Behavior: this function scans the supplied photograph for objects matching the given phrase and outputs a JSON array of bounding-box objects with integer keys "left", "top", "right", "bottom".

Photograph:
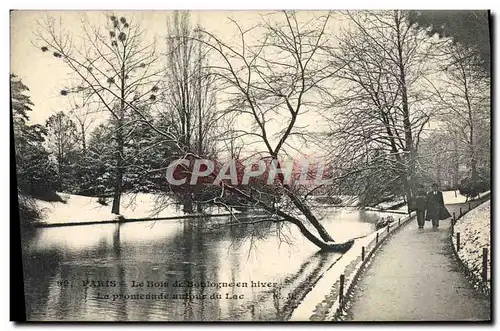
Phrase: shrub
[
  {"left": 315, "top": 196, "right": 343, "bottom": 205},
  {"left": 98, "top": 196, "right": 108, "bottom": 206},
  {"left": 17, "top": 192, "right": 43, "bottom": 226},
  {"left": 459, "top": 176, "right": 490, "bottom": 200},
  {"left": 331, "top": 196, "right": 343, "bottom": 205}
]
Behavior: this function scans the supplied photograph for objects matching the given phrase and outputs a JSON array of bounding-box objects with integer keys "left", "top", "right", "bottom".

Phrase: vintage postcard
[{"left": 10, "top": 9, "right": 491, "bottom": 322}]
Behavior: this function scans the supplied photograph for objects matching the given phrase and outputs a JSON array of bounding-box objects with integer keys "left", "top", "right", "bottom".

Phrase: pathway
[{"left": 344, "top": 202, "right": 491, "bottom": 321}]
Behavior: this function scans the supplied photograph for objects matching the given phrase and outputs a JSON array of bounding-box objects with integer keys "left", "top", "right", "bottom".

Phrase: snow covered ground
[
  {"left": 374, "top": 198, "right": 405, "bottom": 210},
  {"left": 369, "top": 190, "right": 490, "bottom": 213},
  {"left": 33, "top": 193, "right": 231, "bottom": 225},
  {"left": 443, "top": 190, "right": 490, "bottom": 204},
  {"left": 34, "top": 193, "right": 120, "bottom": 224},
  {"left": 372, "top": 190, "right": 490, "bottom": 211},
  {"left": 453, "top": 200, "right": 491, "bottom": 287}
]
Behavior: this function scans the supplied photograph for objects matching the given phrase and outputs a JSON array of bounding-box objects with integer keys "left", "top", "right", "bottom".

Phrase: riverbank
[
  {"left": 21, "top": 203, "right": 386, "bottom": 321},
  {"left": 290, "top": 212, "right": 414, "bottom": 321}
]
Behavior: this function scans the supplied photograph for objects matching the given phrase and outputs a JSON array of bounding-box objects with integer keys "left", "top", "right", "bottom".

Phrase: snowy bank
[
  {"left": 443, "top": 190, "right": 490, "bottom": 205},
  {"left": 452, "top": 199, "right": 491, "bottom": 292},
  {"left": 35, "top": 193, "right": 120, "bottom": 224},
  {"left": 33, "top": 193, "right": 237, "bottom": 225},
  {"left": 365, "top": 190, "right": 490, "bottom": 214}
]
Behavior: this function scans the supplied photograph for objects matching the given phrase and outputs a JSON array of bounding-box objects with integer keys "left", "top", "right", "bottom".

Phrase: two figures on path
[{"left": 413, "top": 183, "right": 451, "bottom": 230}]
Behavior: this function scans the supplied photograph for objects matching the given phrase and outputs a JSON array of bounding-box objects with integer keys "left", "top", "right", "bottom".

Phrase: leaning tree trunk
[
  {"left": 223, "top": 179, "right": 352, "bottom": 252},
  {"left": 284, "top": 189, "right": 334, "bottom": 242},
  {"left": 272, "top": 157, "right": 335, "bottom": 242},
  {"left": 273, "top": 207, "right": 353, "bottom": 252}
]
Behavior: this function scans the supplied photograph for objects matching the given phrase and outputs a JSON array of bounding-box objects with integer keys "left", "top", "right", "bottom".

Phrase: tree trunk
[
  {"left": 469, "top": 119, "right": 477, "bottom": 181},
  {"left": 81, "top": 123, "right": 86, "bottom": 155},
  {"left": 284, "top": 189, "right": 334, "bottom": 242},
  {"left": 197, "top": 81, "right": 203, "bottom": 155},
  {"left": 215, "top": 179, "right": 352, "bottom": 252},
  {"left": 111, "top": 126, "right": 124, "bottom": 215},
  {"left": 197, "top": 42, "right": 204, "bottom": 156},
  {"left": 272, "top": 158, "right": 335, "bottom": 242},
  {"left": 111, "top": 176, "right": 123, "bottom": 215},
  {"left": 453, "top": 139, "right": 460, "bottom": 188},
  {"left": 395, "top": 11, "right": 416, "bottom": 202},
  {"left": 462, "top": 55, "right": 477, "bottom": 183},
  {"left": 275, "top": 208, "right": 353, "bottom": 252},
  {"left": 112, "top": 54, "right": 127, "bottom": 215},
  {"left": 471, "top": 156, "right": 477, "bottom": 181}
]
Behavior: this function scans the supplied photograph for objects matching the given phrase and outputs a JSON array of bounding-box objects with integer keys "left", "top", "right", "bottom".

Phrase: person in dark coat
[
  {"left": 414, "top": 185, "right": 428, "bottom": 230},
  {"left": 425, "top": 183, "right": 451, "bottom": 228}
]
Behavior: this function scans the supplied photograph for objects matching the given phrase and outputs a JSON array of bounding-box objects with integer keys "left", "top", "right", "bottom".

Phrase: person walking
[
  {"left": 425, "top": 183, "right": 451, "bottom": 228},
  {"left": 414, "top": 185, "right": 428, "bottom": 230}
]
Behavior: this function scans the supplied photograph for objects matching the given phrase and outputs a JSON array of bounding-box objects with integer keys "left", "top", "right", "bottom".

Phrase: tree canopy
[{"left": 408, "top": 10, "right": 491, "bottom": 72}]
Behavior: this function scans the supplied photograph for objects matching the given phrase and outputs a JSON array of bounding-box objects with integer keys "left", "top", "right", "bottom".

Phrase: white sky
[
  {"left": 10, "top": 10, "right": 292, "bottom": 124},
  {"left": 9, "top": 9, "right": 490, "bottom": 158},
  {"left": 11, "top": 10, "right": 343, "bottom": 157}
]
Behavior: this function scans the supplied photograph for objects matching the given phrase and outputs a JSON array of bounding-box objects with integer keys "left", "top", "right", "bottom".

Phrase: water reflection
[{"left": 22, "top": 207, "right": 397, "bottom": 321}]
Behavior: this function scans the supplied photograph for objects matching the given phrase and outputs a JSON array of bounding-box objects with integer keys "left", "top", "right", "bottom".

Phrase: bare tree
[
  {"left": 164, "top": 11, "right": 218, "bottom": 157},
  {"left": 417, "top": 128, "right": 460, "bottom": 188},
  {"left": 158, "top": 11, "right": 221, "bottom": 212},
  {"left": 32, "top": 11, "right": 357, "bottom": 252},
  {"left": 325, "top": 10, "right": 436, "bottom": 206},
  {"left": 189, "top": 11, "right": 355, "bottom": 252},
  {"left": 66, "top": 93, "right": 98, "bottom": 156},
  {"left": 45, "top": 111, "right": 79, "bottom": 188},
  {"left": 426, "top": 42, "right": 490, "bottom": 183},
  {"left": 35, "top": 13, "right": 163, "bottom": 214},
  {"left": 219, "top": 117, "right": 245, "bottom": 161}
]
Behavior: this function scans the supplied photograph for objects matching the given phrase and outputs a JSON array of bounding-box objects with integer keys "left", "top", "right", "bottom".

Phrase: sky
[
  {"left": 10, "top": 10, "right": 287, "bottom": 124},
  {"left": 10, "top": 10, "right": 478, "bottom": 159},
  {"left": 10, "top": 10, "right": 339, "bottom": 119},
  {"left": 11, "top": 10, "right": 340, "bottom": 157}
]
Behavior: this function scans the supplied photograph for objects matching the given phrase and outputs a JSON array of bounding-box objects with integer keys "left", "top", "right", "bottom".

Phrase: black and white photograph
[{"left": 10, "top": 9, "right": 491, "bottom": 322}]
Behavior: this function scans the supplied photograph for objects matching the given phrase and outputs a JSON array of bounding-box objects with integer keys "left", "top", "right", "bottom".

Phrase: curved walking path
[{"left": 345, "top": 202, "right": 491, "bottom": 321}]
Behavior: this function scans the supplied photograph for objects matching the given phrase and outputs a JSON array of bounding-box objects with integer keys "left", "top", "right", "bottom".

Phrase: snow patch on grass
[
  {"left": 35, "top": 193, "right": 190, "bottom": 224},
  {"left": 365, "top": 190, "right": 490, "bottom": 215},
  {"left": 443, "top": 190, "right": 490, "bottom": 205},
  {"left": 374, "top": 198, "right": 405, "bottom": 210},
  {"left": 35, "top": 193, "right": 118, "bottom": 223}
]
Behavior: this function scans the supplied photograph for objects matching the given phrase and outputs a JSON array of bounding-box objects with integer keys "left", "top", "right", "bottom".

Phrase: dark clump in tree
[
  {"left": 459, "top": 176, "right": 490, "bottom": 202},
  {"left": 408, "top": 10, "right": 491, "bottom": 72}
]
